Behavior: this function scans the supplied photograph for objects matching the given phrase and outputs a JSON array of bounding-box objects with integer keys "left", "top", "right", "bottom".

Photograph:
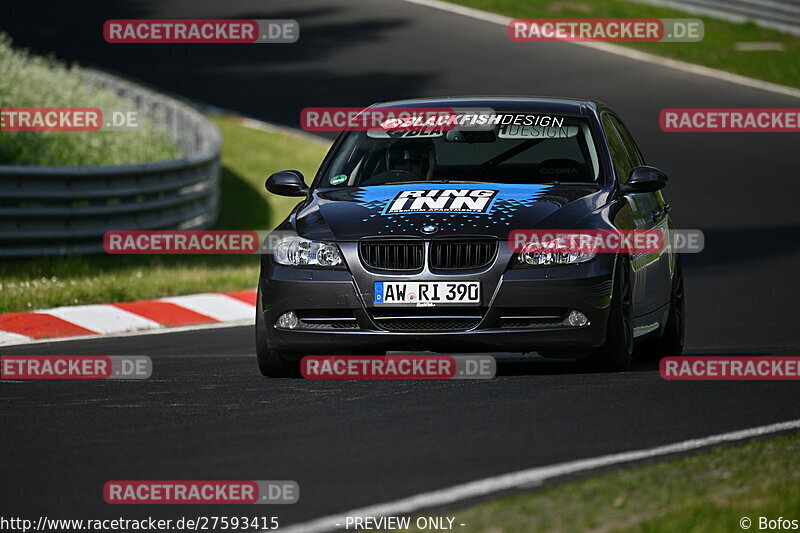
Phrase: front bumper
[{"left": 259, "top": 249, "right": 616, "bottom": 357}]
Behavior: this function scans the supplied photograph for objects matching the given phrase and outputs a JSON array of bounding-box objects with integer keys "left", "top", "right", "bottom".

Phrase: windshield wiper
[
  {"left": 464, "top": 138, "right": 545, "bottom": 177},
  {"left": 389, "top": 179, "right": 451, "bottom": 185}
]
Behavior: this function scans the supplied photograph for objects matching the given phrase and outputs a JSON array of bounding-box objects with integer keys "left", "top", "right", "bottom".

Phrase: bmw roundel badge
[{"left": 421, "top": 225, "right": 438, "bottom": 234}]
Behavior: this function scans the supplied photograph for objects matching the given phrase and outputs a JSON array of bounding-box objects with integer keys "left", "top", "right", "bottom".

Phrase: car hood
[{"left": 293, "top": 183, "right": 605, "bottom": 241}]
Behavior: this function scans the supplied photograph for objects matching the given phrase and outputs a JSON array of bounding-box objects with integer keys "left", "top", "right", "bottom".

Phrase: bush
[{"left": 0, "top": 32, "right": 178, "bottom": 166}]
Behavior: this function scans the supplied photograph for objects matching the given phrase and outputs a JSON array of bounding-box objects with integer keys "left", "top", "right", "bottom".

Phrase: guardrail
[
  {"left": 0, "top": 68, "right": 221, "bottom": 257},
  {"left": 629, "top": 0, "right": 800, "bottom": 35}
]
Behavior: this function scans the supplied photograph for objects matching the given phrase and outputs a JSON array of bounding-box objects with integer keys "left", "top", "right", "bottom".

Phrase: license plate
[{"left": 374, "top": 281, "right": 480, "bottom": 305}]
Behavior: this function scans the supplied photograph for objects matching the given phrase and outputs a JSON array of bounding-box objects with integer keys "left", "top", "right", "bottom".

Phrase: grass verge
[
  {"left": 392, "top": 431, "right": 800, "bottom": 533},
  {"left": 0, "top": 33, "right": 178, "bottom": 165},
  {"left": 447, "top": 0, "right": 800, "bottom": 89},
  {"left": 0, "top": 116, "right": 329, "bottom": 314}
]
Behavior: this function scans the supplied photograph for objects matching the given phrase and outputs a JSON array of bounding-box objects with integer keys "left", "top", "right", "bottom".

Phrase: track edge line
[
  {"left": 397, "top": 0, "right": 800, "bottom": 100},
  {"left": 274, "top": 418, "right": 800, "bottom": 533}
]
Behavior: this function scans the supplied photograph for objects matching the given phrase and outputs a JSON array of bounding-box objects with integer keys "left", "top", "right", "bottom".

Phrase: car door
[{"left": 605, "top": 113, "right": 671, "bottom": 318}]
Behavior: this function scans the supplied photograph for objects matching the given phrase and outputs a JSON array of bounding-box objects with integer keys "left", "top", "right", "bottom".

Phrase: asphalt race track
[{"left": 2, "top": 0, "right": 800, "bottom": 527}]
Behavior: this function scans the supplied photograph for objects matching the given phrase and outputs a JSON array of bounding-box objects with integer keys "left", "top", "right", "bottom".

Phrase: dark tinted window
[
  {"left": 602, "top": 114, "right": 635, "bottom": 183},
  {"left": 608, "top": 115, "right": 644, "bottom": 167}
]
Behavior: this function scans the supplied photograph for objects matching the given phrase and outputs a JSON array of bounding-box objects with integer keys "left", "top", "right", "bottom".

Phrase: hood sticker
[
  {"left": 384, "top": 189, "right": 498, "bottom": 214},
  {"left": 344, "top": 184, "right": 554, "bottom": 234}
]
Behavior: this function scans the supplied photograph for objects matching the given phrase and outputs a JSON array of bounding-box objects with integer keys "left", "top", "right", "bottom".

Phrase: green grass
[
  {"left": 0, "top": 116, "right": 329, "bottom": 314},
  {"left": 448, "top": 0, "right": 800, "bottom": 88},
  {"left": 390, "top": 432, "right": 800, "bottom": 533},
  {"left": 0, "top": 33, "right": 178, "bottom": 166},
  {"left": 214, "top": 117, "right": 328, "bottom": 230}
]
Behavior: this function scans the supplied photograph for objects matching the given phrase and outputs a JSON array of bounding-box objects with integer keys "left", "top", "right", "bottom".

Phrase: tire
[
  {"left": 590, "top": 255, "right": 634, "bottom": 371},
  {"left": 255, "top": 288, "right": 301, "bottom": 378},
  {"left": 650, "top": 254, "right": 685, "bottom": 357}
]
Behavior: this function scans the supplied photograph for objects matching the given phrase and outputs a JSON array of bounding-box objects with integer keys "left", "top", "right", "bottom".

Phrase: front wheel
[
  {"left": 257, "top": 349, "right": 301, "bottom": 378},
  {"left": 589, "top": 256, "right": 634, "bottom": 371},
  {"left": 255, "top": 289, "right": 301, "bottom": 378},
  {"left": 651, "top": 254, "right": 685, "bottom": 357}
]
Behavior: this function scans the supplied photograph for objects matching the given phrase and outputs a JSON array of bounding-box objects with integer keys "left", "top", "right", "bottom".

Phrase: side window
[
  {"left": 609, "top": 115, "right": 644, "bottom": 167},
  {"left": 601, "top": 114, "right": 634, "bottom": 183}
]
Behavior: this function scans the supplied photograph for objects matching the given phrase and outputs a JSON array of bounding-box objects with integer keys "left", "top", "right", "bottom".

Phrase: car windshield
[{"left": 321, "top": 115, "right": 600, "bottom": 187}]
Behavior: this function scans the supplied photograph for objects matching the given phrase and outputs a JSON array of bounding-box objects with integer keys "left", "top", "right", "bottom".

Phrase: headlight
[
  {"left": 274, "top": 237, "right": 343, "bottom": 267},
  {"left": 516, "top": 237, "right": 596, "bottom": 266}
]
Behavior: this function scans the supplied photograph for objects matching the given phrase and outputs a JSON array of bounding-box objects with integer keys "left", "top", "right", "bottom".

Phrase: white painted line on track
[
  {"left": 275, "top": 418, "right": 800, "bottom": 533},
  {"left": 398, "top": 0, "right": 800, "bottom": 100}
]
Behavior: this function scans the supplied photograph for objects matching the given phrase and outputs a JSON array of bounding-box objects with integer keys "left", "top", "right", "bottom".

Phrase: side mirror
[
  {"left": 265, "top": 170, "right": 309, "bottom": 197},
  {"left": 621, "top": 166, "right": 667, "bottom": 194}
]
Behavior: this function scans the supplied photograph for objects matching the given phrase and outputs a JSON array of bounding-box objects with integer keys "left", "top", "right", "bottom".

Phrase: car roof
[{"left": 369, "top": 96, "right": 607, "bottom": 117}]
